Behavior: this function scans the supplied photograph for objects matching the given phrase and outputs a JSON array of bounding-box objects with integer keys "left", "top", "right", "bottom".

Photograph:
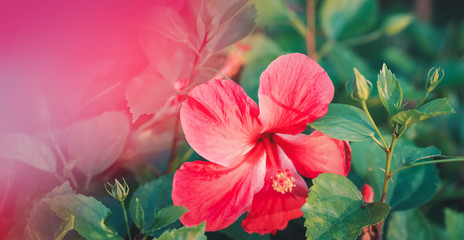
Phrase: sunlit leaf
[
  {"left": 153, "top": 222, "right": 206, "bottom": 240},
  {"left": 0, "top": 132, "right": 56, "bottom": 172},
  {"left": 54, "top": 215, "right": 75, "bottom": 240},
  {"left": 382, "top": 13, "right": 413, "bottom": 35},
  {"left": 445, "top": 208, "right": 464, "bottom": 240},
  {"left": 309, "top": 104, "right": 376, "bottom": 141},
  {"left": 320, "top": 0, "right": 378, "bottom": 39},
  {"left": 392, "top": 98, "right": 455, "bottom": 126},
  {"left": 44, "top": 193, "right": 121, "bottom": 239},
  {"left": 386, "top": 209, "right": 434, "bottom": 240},
  {"left": 302, "top": 173, "right": 390, "bottom": 240},
  {"left": 67, "top": 111, "right": 130, "bottom": 178},
  {"left": 377, "top": 64, "right": 403, "bottom": 116}
]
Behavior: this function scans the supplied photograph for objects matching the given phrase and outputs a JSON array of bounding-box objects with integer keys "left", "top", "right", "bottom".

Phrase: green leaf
[
  {"left": 135, "top": 198, "right": 145, "bottom": 230},
  {"left": 382, "top": 13, "right": 413, "bottom": 35},
  {"left": 219, "top": 215, "right": 270, "bottom": 240},
  {"left": 399, "top": 145, "right": 441, "bottom": 165},
  {"left": 393, "top": 98, "right": 455, "bottom": 126},
  {"left": 309, "top": 104, "right": 376, "bottom": 141},
  {"left": 129, "top": 174, "right": 177, "bottom": 234},
  {"left": 26, "top": 182, "right": 84, "bottom": 240},
  {"left": 148, "top": 206, "right": 189, "bottom": 232},
  {"left": 44, "top": 193, "right": 121, "bottom": 239},
  {"left": 351, "top": 140, "right": 440, "bottom": 210},
  {"left": 302, "top": 173, "right": 390, "bottom": 240},
  {"left": 153, "top": 222, "right": 207, "bottom": 240},
  {"left": 320, "top": 0, "right": 378, "bottom": 39},
  {"left": 322, "top": 44, "right": 373, "bottom": 84},
  {"left": 445, "top": 208, "right": 464, "bottom": 240},
  {"left": 386, "top": 209, "right": 434, "bottom": 240},
  {"left": 54, "top": 215, "right": 75, "bottom": 240},
  {"left": 377, "top": 64, "right": 403, "bottom": 115}
]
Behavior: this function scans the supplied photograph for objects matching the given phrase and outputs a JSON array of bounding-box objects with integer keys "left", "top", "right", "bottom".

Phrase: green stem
[
  {"left": 380, "top": 135, "right": 399, "bottom": 202},
  {"left": 391, "top": 157, "right": 464, "bottom": 175},
  {"left": 121, "top": 201, "right": 132, "bottom": 240},
  {"left": 414, "top": 90, "right": 431, "bottom": 109},
  {"left": 361, "top": 101, "right": 389, "bottom": 151},
  {"left": 286, "top": 5, "right": 307, "bottom": 38}
]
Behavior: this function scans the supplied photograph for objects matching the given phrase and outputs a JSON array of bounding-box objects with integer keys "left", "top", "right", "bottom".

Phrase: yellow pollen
[{"left": 271, "top": 169, "right": 296, "bottom": 194}]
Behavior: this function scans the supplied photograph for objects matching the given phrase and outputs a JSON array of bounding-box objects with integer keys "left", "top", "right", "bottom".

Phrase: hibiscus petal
[
  {"left": 172, "top": 144, "right": 266, "bottom": 231},
  {"left": 242, "top": 146, "right": 308, "bottom": 235},
  {"left": 258, "top": 53, "right": 334, "bottom": 134},
  {"left": 180, "top": 79, "right": 263, "bottom": 167},
  {"left": 274, "top": 131, "right": 351, "bottom": 179}
]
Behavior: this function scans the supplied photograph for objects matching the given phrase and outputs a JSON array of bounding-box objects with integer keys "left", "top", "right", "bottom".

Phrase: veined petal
[
  {"left": 258, "top": 53, "right": 334, "bottom": 134},
  {"left": 172, "top": 144, "right": 266, "bottom": 231},
  {"left": 180, "top": 79, "right": 262, "bottom": 167},
  {"left": 242, "top": 146, "right": 308, "bottom": 235},
  {"left": 274, "top": 131, "right": 351, "bottom": 179}
]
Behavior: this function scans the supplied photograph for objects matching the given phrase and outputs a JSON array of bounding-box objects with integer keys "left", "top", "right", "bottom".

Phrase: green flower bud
[
  {"left": 349, "top": 68, "right": 372, "bottom": 101},
  {"left": 426, "top": 67, "right": 444, "bottom": 92},
  {"left": 105, "top": 178, "right": 129, "bottom": 201}
]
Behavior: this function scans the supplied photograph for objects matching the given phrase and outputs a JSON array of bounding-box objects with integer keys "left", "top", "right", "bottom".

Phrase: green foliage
[
  {"left": 129, "top": 174, "right": 179, "bottom": 235},
  {"left": 393, "top": 98, "right": 455, "bottom": 126},
  {"left": 153, "top": 223, "right": 207, "bottom": 240},
  {"left": 386, "top": 209, "right": 434, "bottom": 240},
  {"left": 445, "top": 208, "right": 464, "bottom": 240},
  {"left": 54, "top": 215, "right": 75, "bottom": 240},
  {"left": 320, "top": 0, "right": 378, "bottom": 39},
  {"left": 149, "top": 206, "right": 189, "bottom": 233},
  {"left": 302, "top": 173, "right": 390, "bottom": 240},
  {"left": 377, "top": 64, "right": 403, "bottom": 115},
  {"left": 135, "top": 198, "right": 145, "bottom": 230},
  {"left": 382, "top": 13, "right": 413, "bottom": 36},
  {"left": 219, "top": 215, "right": 270, "bottom": 240},
  {"left": 398, "top": 145, "right": 441, "bottom": 165},
  {"left": 351, "top": 140, "right": 440, "bottom": 210},
  {"left": 310, "top": 104, "right": 376, "bottom": 141},
  {"left": 44, "top": 192, "right": 121, "bottom": 239},
  {"left": 26, "top": 182, "right": 83, "bottom": 240}
]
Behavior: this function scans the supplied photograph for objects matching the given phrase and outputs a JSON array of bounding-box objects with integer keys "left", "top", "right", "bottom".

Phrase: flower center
[
  {"left": 262, "top": 133, "right": 296, "bottom": 194},
  {"left": 271, "top": 169, "right": 296, "bottom": 194}
]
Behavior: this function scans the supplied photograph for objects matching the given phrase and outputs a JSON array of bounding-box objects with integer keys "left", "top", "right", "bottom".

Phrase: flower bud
[
  {"left": 105, "top": 178, "right": 129, "bottom": 201},
  {"left": 349, "top": 68, "right": 372, "bottom": 101},
  {"left": 426, "top": 67, "right": 444, "bottom": 92}
]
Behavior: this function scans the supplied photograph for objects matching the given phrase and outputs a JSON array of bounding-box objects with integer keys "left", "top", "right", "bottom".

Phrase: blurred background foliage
[{"left": 230, "top": 0, "right": 464, "bottom": 239}]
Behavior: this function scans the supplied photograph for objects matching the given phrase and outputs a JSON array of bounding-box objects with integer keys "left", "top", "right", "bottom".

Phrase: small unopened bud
[
  {"left": 348, "top": 68, "right": 372, "bottom": 101},
  {"left": 105, "top": 178, "right": 129, "bottom": 201},
  {"left": 426, "top": 67, "right": 444, "bottom": 92}
]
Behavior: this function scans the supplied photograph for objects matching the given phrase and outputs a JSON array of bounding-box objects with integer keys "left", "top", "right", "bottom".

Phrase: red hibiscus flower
[{"left": 172, "top": 53, "right": 351, "bottom": 234}]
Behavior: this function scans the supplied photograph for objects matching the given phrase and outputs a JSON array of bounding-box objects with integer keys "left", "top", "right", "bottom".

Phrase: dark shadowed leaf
[
  {"left": 320, "top": 0, "right": 378, "bottom": 39},
  {"left": 54, "top": 215, "right": 75, "bottom": 240},
  {"left": 392, "top": 98, "right": 455, "bottom": 126},
  {"left": 302, "top": 173, "right": 390, "bottom": 240},
  {"left": 129, "top": 174, "right": 176, "bottom": 232},
  {"left": 445, "top": 208, "right": 464, "bottom": 240},
  {"left": 309, "top": 104, "right": 376, "bottom": 141},
  {"left": 386, "top": 209, "right": 434, "bottom": 240},
  {"left": 351, "top": 140, "right": 440, "bottom": 210},
  {"left": 219, "top": 215, "right": 270, "bottom": 240},
  {"left": 148, "top": 206, "right": 189, "bottom": 233}
]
